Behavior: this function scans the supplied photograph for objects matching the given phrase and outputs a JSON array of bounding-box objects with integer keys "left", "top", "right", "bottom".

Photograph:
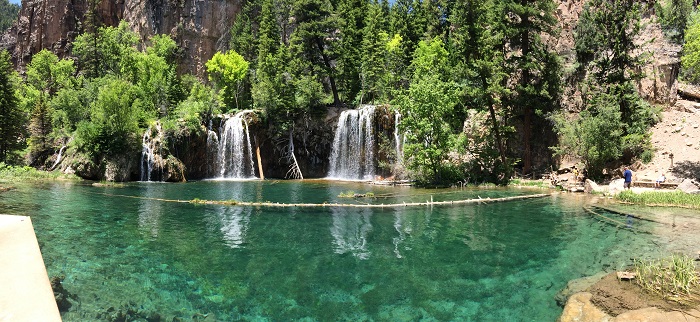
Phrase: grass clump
[
  {"left": 617, "top": 190, "right": 700, "bottom": 208},
  {"left": 635, "top": 254, "right": 700, "bottom": 304},
  {"left": 0, "top": 162, "right": 79, "bottom": 181},
  {"left": 338, "top": 191, "right": 375, "bottom": 198},
  {"left": 509, "top": 179, "right": 550, "bottom": 188}
]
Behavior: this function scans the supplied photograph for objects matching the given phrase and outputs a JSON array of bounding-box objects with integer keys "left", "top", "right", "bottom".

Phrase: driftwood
[{"left": 91, "top": 192, "right": 551, "bottom": 209}]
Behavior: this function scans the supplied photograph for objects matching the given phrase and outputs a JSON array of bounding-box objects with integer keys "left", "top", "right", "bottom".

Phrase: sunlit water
[{"left": 0, "top": 181, "right": 672, "bottom": 321}]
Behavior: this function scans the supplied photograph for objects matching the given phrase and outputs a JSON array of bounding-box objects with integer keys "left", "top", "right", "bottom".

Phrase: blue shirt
[{"left": 623, "top": 169, "right": 632, "bottom": 182}]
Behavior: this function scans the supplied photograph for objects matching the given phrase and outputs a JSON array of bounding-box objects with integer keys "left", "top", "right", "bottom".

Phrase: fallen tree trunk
[{"left": 91, "top": 192, "right": 551, "bottom": 209}]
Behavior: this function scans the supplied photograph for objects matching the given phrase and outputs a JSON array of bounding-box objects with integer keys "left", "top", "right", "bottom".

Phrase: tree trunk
[
  {"left": 520, "top": 5, "right": 533, "bottom": 175},
  {"left": 315, "top": 37, "right": 340, "bottom": 106}
]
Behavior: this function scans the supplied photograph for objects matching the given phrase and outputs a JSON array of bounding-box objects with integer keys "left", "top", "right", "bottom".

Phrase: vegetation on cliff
[
  {"left": 0, "top": 0, "right": 19, "bottom": 33},
  {"left": 0, "top": 0, "right": 686, "bottom": 184}
]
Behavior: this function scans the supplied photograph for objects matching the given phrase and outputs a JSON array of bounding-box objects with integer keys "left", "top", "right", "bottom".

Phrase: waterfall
[
  {"left": 140, "top": 124, "right": 161, "bottom": 182},
  {"left": 206, "top": 129, "right": 219, "bottom": 177},
  {"left": 394, "top": 111, "right": 404, "bottom": 163},
  {"left": 216, "top": 110, "right": 256, "bottom": 179},
  {"left": 328, "top": 105, "right": 376, "bottom": 180}
]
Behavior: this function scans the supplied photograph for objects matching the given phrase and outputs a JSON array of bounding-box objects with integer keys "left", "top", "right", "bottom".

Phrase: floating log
[{"left": 90, "top": 192, "right": 551, "bottom": 209}]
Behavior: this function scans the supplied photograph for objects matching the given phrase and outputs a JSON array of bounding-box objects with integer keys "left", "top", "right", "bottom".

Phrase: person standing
[{"left": 623, "top": 166, "right": 633, "bottom": 190}]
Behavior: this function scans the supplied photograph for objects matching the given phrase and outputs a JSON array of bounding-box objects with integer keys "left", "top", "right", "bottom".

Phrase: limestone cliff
[{"left": 2, "top": 0, "right": 241, "bottom": 76}]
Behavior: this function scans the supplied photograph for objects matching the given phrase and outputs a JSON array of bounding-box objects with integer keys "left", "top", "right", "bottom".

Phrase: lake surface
[{"left": 0, "top": 180, "right": 667, "bottom": 321}]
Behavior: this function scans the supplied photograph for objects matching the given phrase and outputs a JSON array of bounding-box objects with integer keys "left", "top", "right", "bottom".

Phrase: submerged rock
[
  {"left": 555, "top": 272, "right": 607, "bottom": 307},
  {"left": 49, "top": 275, "right": 74, "bottom": 312}
]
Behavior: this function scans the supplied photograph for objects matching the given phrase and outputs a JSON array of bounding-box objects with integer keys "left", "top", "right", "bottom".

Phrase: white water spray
[
  {"left": 217, "top": 110, "right": 256, "bottom": 179},
  {"left": 328, "top": 105, "right": 376, "bottom": 180}
]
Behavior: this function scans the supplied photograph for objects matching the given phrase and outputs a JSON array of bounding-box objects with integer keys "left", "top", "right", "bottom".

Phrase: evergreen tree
[
  {"left": 24, "top": 50, "right": 76, "bottom": 166},
  {"left": 0, "top": 50, "right": 22, "bottom": 164},
  {"left": 335, "top": 0, "right": 367, "bottom": 103},
  {"left": 290, "top": 0, "right": 341, "bottom": 106},
  {"left": 0, "top": 0, "right": 19, "bottom": 33},
  {"left": 360, "top": 0, "right": 389, "bottom": 103},
  {"left": 501, "top": 0, "right": 561, "bottom": 175},
  {"left": 657, "top": 0, "right": 694, "bottom": 42},
  {"left": 450, "top": 0, "right": 511, "bottom": 182},
  {"left": 554, "top": 0, "right": 659, "bottom": 177}
]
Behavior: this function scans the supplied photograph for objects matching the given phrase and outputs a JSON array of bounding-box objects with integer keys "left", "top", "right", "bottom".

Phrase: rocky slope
[{"left": 1, "top": 0, "right": 242, "bottom": 76}]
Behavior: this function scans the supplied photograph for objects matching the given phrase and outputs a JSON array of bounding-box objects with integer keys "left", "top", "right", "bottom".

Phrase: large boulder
[
  {"left": 584, "top": 179, "right": 604, "bottom": 194},
  {"left": 104, "top": 155, "right": 138, "bottom": 182},
  {"left": 608, "top": 178, "right": 626, "bottom": 195},
  {"left": 676, "top": 179, "right": 700, "bottom": 194},
  {"left": 162, "top": 156, "right": 186, "bottom": 182},
  {"left": 555, "top": 272, "right": 607, "bottom": 307},
  {"left": 558, "top": 292, "right": 611, "bottom": 322}
]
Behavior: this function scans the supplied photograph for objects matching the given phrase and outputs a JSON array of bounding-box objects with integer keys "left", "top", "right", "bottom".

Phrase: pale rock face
[{"left": 3, "top": 0, "right": 241, "bottom": 77}]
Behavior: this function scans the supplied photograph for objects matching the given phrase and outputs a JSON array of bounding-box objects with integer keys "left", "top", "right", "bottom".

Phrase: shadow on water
[{"left": 672, "top": 160, "right": 700, "bottom": 181}]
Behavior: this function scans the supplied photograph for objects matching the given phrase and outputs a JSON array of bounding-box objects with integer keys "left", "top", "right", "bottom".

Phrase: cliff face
[{"left": 2, "top": 0, "right": 241, "bottom": 76}]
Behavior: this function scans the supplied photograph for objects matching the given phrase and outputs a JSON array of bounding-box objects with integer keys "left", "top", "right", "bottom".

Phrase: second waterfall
[
  {"left": 328, "top": 105, "right": 376, "bottom": 181},
  {"left": 216, "top": 110, "right": 256, "bottom": 179}
]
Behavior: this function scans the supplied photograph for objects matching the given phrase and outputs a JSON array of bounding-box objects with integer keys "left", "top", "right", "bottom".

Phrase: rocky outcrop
[
  {"left": 560, "top": 292, "right": 700, "bottom": 322},
  {"left": 676, "top": 179, "right": 700, "bottom": 193},
  {"left": 2, "top": 0, "right": 124, "bottom": 68},
  {"left": 549, "top": 0, "right": 680, "bottom": 111},
  {"left": 2, "top": 0, "right": 241, "bottom": 76},
  {"left": 122, "top": 0, "right": 242, "bottom": 77}
]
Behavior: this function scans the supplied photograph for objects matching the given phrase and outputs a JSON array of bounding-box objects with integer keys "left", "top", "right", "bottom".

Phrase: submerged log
[{"left": 92, "top": 192, "right": 551, "bottom": 209}]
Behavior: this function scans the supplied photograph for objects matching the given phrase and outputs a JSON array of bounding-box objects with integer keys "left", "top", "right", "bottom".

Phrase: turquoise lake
[{"left": 0, "top": 180, "right": 666, "bottom": 321}]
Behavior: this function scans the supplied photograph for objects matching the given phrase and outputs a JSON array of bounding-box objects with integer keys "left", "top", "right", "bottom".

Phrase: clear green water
[{"left": 0, "top": 181, "right": 663, "bottom": 321}]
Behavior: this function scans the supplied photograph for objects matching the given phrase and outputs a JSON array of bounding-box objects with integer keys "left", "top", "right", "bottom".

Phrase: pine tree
[
  {"left": 290, "top": 0, "right": 341, "bottom": 106},
  {"left": 0, "top": 50, "right": 22, "bottom": 164},
  {"left": 335, "top": 0, "right": 367, "bottom": 103},
  {"left": 450, "top": 0, "right": 510, "bottom": 182},
  {"left": 501, "top": 0, "right": 560, "bottom": 175}
]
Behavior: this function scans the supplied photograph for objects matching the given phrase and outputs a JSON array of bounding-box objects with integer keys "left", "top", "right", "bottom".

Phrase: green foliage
[
  {"left": 617, "top": 190, "right": 700, "bottom": 209},
  {"left": 74, "top": 77, "right": 142, "bottom": 156},
  {"left": 552, "top": 91, "right": 623, "bottom": 178},
  {"left": 206, "top": 50, "right": 250, "bottom": 110},
  {"left": 575, "top": 0, "right": 644, "bottom": 85},
  {"left": 0, "top": 50, "right": 23, "bottom": 164},
  {"left": 565, "top": 0, "right": 657, "bottom": 170},
  {"left": 163, "top": 76, "right": 217, "bottom": 137},
  {"left": 656, "top": 0, "right": 694, "bottom": 42},
  {"left": 635, "top": 254, "right": 699, "bottom": 304},
  {"left": 0, "top": 0, "right": 18, "bottom": 32},
  {"left": 682, "top": 11, "right": 700, "bottom": 84},
  {"left": 72, "top": 21, "right": 139, "bottom": 78},
  {"left": 397, "top": 39, "right": 461, "bottom": 184},
  {"left": 0, "top": 162, "right": 79, "bottom": 181},
  {"left": 23, "top": 50, "right": 77, "bottom": 165}
]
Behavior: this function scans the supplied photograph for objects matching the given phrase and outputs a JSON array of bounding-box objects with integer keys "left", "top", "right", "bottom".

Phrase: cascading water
[
  {"left": 394, "top": 111, "right": 405, "bottom": 163},
  {"left": 140, "top": 124, "right": 161, "bottom": 181},
  {"left": 328, "top": 105, "right": 376, "bottom": 180},
  {"left": 216, "top": 110, "right": 256, "bottom": 179},
  {"left": 206, "top": 121, "right": 219, "bottom": 178}
]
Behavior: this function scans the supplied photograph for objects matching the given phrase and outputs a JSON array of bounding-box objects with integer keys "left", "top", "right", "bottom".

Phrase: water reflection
[
  {"left": 392, "top": 209, "right": 412, "bottom": 258},
  {"left": 216, "top": 206, "right": 251, "bottom": 249},
  {"left": 138, "top": 184, "right": 165, "bottom": 238},
  {"left": 330, "top": 208, "right": 372, "bottom": 259}
]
